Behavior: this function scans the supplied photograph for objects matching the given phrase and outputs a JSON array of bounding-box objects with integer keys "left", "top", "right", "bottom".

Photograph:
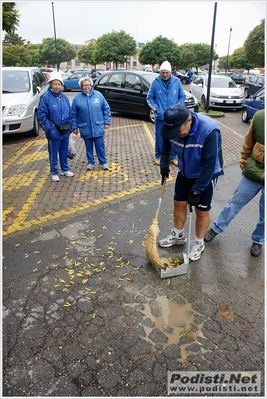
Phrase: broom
[{"left": 145, "top": 177, "right": 167, "bottom": 269}]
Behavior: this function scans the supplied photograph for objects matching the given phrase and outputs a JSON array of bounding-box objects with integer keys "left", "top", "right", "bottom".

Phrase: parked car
[
  {"left": 2, "top": 66, "right": 48, "bottom": 136},
  {"left": 62, "top": 70, "right": 92, "bottom": 91},
  {"left": 230, "top": 72, "right": 246, "bottom": 84},
  {"left": 94, "top": 70, "right": 199, "bottom": 123},
  {"left": 40, "top": 67, "right": 68, "bottom": 79},
  {"left": 65, "top": 68, "right": 91, "bottom": 76},
  {"left": 176, "top": 72, "right": 190, "bottom": 85},
  {"left": 189, "top": 74, "right": 244, "bottom": 110},
  {"left": 244, "top": 75, "right": 265, "bottom": 98},
  {"left": 241, "top": 87, "right": 265, "bottom": 123}
]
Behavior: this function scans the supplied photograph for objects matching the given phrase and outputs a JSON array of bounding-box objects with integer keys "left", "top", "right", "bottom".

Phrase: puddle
[
  {"left": 142, "top": 295, "right": 196, "bottom": 344},
  {"left": 136, "top": 294, "right": 205, "bottom": 362}
]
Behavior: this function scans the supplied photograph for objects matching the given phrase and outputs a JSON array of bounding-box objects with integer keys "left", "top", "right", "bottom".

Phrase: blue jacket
[
  {"left": 147, "top": 75, "right": 186, "bottom": 121},
  {"left": 37, "top": 87, "right": 72, "bottom": 140},
  {"left": 161, "top": 112, "right": 224, "bottom": 193},
  {"left": 71, "top": 89, "right": 111, "bottom": 139}
]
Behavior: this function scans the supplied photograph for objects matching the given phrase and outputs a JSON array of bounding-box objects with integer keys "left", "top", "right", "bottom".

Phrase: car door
[
  {"left": 190, "top": 76, "right": 205, "bottom": 102},
  {"left": 249, "top": 88, "right": 265, "bottom": 114},
  {"left": 120, "top": 73, "right": 147, "bottom": 115},
  {"left": 95, "top": 72, "right": 125, "bottom": 112},
  {"left": 65, "top": 72, "right": 83, "bottom": 90}
]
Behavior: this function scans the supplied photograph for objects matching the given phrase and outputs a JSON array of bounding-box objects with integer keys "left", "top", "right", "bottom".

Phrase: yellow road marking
[{"left": 3, "top": 171, "right": 39, "bottom": 191}]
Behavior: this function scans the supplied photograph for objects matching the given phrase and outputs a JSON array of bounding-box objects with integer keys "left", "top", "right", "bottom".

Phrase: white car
[
  {"left": 2, "top": 67, "right": 49, "bottom": 136},
  {"left": 189, "top": 74, "right": 245, "bottom": 110}
]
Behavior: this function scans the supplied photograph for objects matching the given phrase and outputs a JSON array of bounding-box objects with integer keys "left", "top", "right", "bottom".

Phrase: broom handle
[
  {"left": 154, "top": 178, "right": 166, "bottom": 222},
  {"left": 154, "top": 150, "right": 173, "bottom": 221}
]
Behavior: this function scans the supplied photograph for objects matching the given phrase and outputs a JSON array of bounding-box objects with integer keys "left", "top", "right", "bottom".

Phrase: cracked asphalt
[{"left": 2, "top": 108, "right": 265, "bottom": 397}]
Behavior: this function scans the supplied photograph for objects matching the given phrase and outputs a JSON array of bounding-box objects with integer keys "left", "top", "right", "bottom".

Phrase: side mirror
[{"left": 134, "top": 85, "right": 142, "bottom": 92}]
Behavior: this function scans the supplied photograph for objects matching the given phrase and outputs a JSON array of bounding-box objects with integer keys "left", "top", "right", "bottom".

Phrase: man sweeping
[{"left": 158, "top": 104, "right": 224, "bottom": 261}]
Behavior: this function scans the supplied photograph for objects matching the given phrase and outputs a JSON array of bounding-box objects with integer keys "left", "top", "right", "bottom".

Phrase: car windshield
[
  {"left": 142, "top": 73, "right": 158, "bottom": 85},
  {"left": 206, "top": 77, "right": 237, "bottom": 88},
  {"left": 3, "top": 70, "right": 30, "bottom": 93}
]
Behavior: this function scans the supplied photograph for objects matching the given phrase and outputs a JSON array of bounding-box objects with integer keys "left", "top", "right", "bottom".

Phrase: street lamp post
[
  {"left": 51, "top": 2, "right": 59, "bottom": 70},
  {"left": 225, "top": 27, "right": 232, "bottom": 76}
]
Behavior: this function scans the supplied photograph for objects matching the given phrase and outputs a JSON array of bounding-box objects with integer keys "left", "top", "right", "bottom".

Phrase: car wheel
[
  {"left": 63, "top": 85, "right": 68, "bottom": 92},
  {"left": 148, "top": 108, "right": 155, "bottom": 123},
  {"left": 244, "top": 88, "right": 249, "bottom": 98},
  {"left": 181, "top": 78, "right": 187, "bottom": 85},
  {"left": 29, "top": 110, "right": 39, "bottom": 137},
  {"left": 201, "top": 95, "right": 206, "bottom": 109},
  {"left": 241, "top": 108, "right": 250, "bottom": 123}
]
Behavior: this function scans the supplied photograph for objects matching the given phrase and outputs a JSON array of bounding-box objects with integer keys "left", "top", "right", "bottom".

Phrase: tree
[
  {"left": 244, "top": 19, "right": 265, "bottom": 67},
  {"left": 2, "top": 2, "right": 20, "bottom": 33},
  {"left": 39, "top": 37, "right": 76, "bottom": 67},
  {"left": 2, "top": 44, "right": 31, "bottom": 66},
  {"left": 2, "top": 49, "right": 20, "bottom": 66},
  {"left": 178, "top": 43, "right": 212, "bottom": 71},
  {"left": 230, "top": 47, "right": 253, "bottom": 70},
  {"left": 138, "top": 35, "right": 181, "bottom": 69},
  {"left": 24, "top": 43, "right": 42, "bottom": 66},
  {"left": 93, "top": 30, "right": 136, "bottom": 68},
  {"left": 3, "top": 31, "right": 25, "bottom": 46},
  {"left": 78, "top": 42, "right": 97, "bottom": 65}
]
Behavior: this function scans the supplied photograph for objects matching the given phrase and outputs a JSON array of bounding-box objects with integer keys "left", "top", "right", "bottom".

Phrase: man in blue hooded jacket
[
  {"left": 158, "top": 104, "right": 224, "bottom": 261},
  {"left": 147, "top": 60, "right": 186, "bottom": 166}
]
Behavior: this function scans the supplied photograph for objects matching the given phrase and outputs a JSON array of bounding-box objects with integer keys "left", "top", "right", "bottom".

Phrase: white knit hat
[
  {"left": 160, "top": 61, "right": 172, "bottom": 72},
  {"left": 48, "top": 71, "right": 63, "bottom": 84}
]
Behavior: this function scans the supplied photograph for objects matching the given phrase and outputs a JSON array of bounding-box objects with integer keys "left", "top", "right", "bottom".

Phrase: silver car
[
  {"left": 189, "top": 74, "right": 244, "bottom": 110},
  {"left": 2, "top": 67, "right": 48, "bottom": 136}
]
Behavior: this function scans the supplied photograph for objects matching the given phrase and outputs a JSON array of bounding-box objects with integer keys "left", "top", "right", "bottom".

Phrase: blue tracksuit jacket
[
  {"left": 147, "top": 75, "right": 186, "bottom": 121},
  {"left": 161, "top": 112, "right": 224, "bottom": 194}
]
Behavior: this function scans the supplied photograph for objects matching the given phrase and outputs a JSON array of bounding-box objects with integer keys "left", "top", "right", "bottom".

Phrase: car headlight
[
  {"left": 210, "top": 91, "right": 219, "bottom": 98},
  {"left": 7, "top": 104, "right": 27, "bottom": 116}
]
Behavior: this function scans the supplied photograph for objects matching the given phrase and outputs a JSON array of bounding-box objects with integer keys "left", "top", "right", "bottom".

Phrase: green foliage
[
  {"left": 3, "top": 31, "right": 25, "bottom": 46},
  {"left": 93, "top": 30, "right": 136, "bottom": 67},
  {"left": 2, "top": 50, "right": 20, "bottom": 66},
  {"left": 39, "top": 37, "right": 76, "bottom": 67},
  {"left": 2, "top": 44, "right": 31, "bottom": 66},
  {"left": 2, "top": 2, "right": 20, "bottom": 33},
  {"left": 244, "top": 19, "right": 265, "bottom": 67},
  {"left": 138, "top": 35, "right": 181, "bottom": 68},
  {"left": 230, "top": 47, "right": 253, "bottom": 70},
  {"left": 78, "top": 42, "right": 96, "bottom": 65}
]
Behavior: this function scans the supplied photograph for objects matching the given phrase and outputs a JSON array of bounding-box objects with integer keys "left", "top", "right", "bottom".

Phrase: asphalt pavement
[{"left": 2, "top": 110, "right": 265, "bottom": 397}]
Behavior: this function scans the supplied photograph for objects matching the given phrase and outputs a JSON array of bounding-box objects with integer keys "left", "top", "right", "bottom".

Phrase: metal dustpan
[
  {"left": 159, "top": 205, "right": 192, "bottom": 279},
  {"left": 160, "top": 252, "right": 189, "bottom": 278}
]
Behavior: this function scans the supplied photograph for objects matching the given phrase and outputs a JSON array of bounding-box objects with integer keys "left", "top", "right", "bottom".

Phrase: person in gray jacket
[{"left": 72, "top": 77, "right": 111, "bottom": 170}]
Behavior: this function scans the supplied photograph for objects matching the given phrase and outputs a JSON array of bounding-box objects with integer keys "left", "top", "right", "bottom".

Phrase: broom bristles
[{"left": 145, "top": 219, "right": 166, "bottom": 269}]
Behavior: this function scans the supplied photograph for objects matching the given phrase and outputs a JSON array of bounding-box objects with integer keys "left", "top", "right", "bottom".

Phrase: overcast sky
[{"left": 14, "top": 1, "right": 266, "bottom": 57}]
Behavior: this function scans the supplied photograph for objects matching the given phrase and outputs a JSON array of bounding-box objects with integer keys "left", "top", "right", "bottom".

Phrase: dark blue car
[{"left": 241, "top": 87, "right": 265, "bottom": 123}]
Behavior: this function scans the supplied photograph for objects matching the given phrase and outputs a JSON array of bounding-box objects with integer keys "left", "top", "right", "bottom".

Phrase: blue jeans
[
  {"left": 48, "top": 136, "right": 70, "bottom": 175},
  {"left": 155, "top": 119, "right": 176, "bottom": 160},
  {"left": 84, "top": 136, "right": 107, "bottom": 165},
  {"left": 212, "top": 175, "right": 265, "bottom": 244}
]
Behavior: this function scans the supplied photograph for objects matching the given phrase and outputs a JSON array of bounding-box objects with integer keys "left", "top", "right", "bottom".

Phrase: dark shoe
[
  {"left": 251, "top": 242, "right": 262, "bottom": 257},
  {"left": 204, "top": 228, "right": 218, "bottom": 243}
]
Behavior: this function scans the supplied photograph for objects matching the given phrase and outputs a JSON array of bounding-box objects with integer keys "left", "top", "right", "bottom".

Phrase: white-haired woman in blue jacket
[
  {"left": 72, "top": 76, "right": 111, "bottom": 171},
  {"left": 37, "top": 71, "right": 74, "bottom": 182}
]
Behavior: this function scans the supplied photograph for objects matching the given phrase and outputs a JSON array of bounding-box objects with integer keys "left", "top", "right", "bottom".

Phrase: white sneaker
[
  {"left": 189, "top": 242, "right": 205, "bottom": 261},
  {"left": 60, "top": 170, "right": 74, "bottom": 177},
  {"left": 87, "top": 164, "right": 94, "bottom": 170},
  {"left": 51, "top": 175, "right": 60, "bottom": 182},
  {"left": 102, "top": 164, "right": 109, "bottom": 170},
  {"left": 158, "top": 230, "right": 187, "bottom": 248}
]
